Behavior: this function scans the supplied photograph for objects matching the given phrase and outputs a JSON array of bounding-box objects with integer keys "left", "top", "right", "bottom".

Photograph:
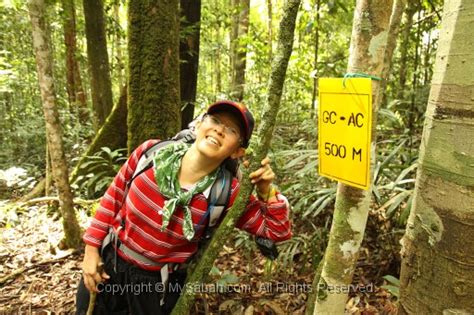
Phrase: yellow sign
[{"left": 318, "top": 78, "right": 372, "bottom": 190}]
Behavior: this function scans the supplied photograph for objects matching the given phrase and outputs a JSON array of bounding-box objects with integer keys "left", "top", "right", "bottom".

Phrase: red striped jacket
[{"left": 83, "top": 140, "right": 292, "bottom": 270}]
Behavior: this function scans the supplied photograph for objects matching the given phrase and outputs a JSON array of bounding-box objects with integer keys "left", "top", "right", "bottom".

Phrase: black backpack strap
[{"left": 207, "top": 168, "right": 233, "bottom": 226}]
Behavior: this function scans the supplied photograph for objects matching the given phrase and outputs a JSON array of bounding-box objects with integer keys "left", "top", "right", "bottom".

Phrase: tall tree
[
  {"left": 83, "top": 0, "right": 114, "bottom": 127},
  {"left": 313, "top": 0, "right": 392, "bottom": 313},
  {"left": 381, "top": 0, "right": 407, "bottom": 101},
  {"left": 28, "top": 0, "right": 81, "bottom": 248},
  {"left": 60, "top": 0, "right": 88, "bottom": 124},
  {"left": 180, "top": 0, "right": 202, "bottom": 129},
  {"left": 397, "top": 0, "right": 417, "bottom": 100},
  {"left": 399, "top": 0, "right": 474, "bottom": 313},
  {"left": 171, "top": 0, "right": 301, "bottom": 313},
  {"left": 266, "top": 0, "right": 273, "bottom": 60},
  {"left": 230, "top": 0, "right": 250, "bottom": 101},
  {"left": 127, "top": 0, "right": 181, "bottom": 152},
  {"left": 310, "top": 0, "right": 321, "bottom": 118}
]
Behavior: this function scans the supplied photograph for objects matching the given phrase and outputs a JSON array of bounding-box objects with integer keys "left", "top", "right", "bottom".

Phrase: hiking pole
[{"left": 86, "top": 262, "right": 104, "bottom": 315}]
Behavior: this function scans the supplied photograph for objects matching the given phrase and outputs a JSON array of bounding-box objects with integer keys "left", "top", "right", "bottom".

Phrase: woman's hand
[
  {"left": 247, "top": 157, "right": 275, "bottom": 197},
  {"left": 82, "top": 245, "right": 110, "bottom": 292}
]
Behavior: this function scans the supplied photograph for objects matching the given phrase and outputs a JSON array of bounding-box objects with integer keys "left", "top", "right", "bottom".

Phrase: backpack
[{"left": 125, "top": 129, "right": 278, "bottom": 260}]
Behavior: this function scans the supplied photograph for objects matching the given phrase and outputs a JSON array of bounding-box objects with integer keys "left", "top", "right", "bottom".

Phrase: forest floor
[{"left": 0, "top": 200, "right": 399, "bottom": 314}]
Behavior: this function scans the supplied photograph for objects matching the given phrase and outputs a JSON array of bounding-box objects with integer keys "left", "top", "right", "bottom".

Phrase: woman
[{"left": 76, "top": 100, "right": 292, "bottom": 314}]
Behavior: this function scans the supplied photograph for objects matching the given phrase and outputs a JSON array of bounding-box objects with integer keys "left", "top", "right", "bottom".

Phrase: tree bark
[
  {"left": 127, "top": 0, "right": 181, "bottom": 152},
  {"left": 170, "top": 0, "right": 301, "bottom": 313},
  {"left": 28, "top": 0, "right": 82, "bottom": 249},
  {"left": 310, "top": 0, "right": 321, "bottom": 119},
  {"left": 266, "top": 0, "right": 273, "bottom": 61},
  {"left": 397, "top": 1, "right": 417, "bottom": 100},
  {"left": 61, "top": 0, "right": 88, "bottom": 124},
  {"left": 83, "top": 0, "right": 114, "bottom": 127},
  {"left": 313, "top": 1, "right": 392, "bottom": 313},
  {"left": 180, "top": 0, "right": 201, "bottom": 130},
  {"left": 399, "top": 1, "right": 474, "bottom": 313},
  {"left": 230, "top": 0, "right": 250, "bottom": 101},
  {"left": 380, "top": 0, "right": 407, "bottom": 99}
]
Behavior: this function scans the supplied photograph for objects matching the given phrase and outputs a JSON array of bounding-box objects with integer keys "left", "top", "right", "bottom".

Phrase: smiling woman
[{"left": 76, "top": 100, "right": 292, "bottom": 314}]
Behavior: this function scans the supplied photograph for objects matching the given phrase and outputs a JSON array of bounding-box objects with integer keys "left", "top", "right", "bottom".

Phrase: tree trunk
[
  {"left": 313, "top": 1, "right": 392, "bottom": 313},
  {"left": 127, "top": 0, "right": 181, "bottom": 152},
  {"left": 408, "top": 8, "right": 422, "bottom": 159},
  {"left": 45, "top": 143, "right": 51, "bottom": 196},
  {"left": 230, "top": 0, "right": 239, "bottom": 90},
  {"left": 180, "top": 0, "right": 201, "bottom": 130},
  {"left": 397, "top": 1, "right": 417, "bottom": 100},
  {"left": 380, "top": 0, "right": 407, "bottom": 105},
  {"left": 61, "top": 0, "right": 88, "bottom": 124},
  {"left": 170, "top": 0, "right": 301, "bottom": 313},
  {"left": 28, "top": 0, "right": 81, "bottom": 249},
  {"left": 310, "top": 0, "right": 321, "bottom": 119},
  {"left": 399, "top": 0, "right": 474, "bottom": 313},
  {"left": 230, "top": 0, "right": 250, "bottom": 101},
  {"left": 266, "top": 0, "right": 273, "bottom": 61},
  {"left": 113, "top": 2, "right": 124, "bottom": 91},
  {"left": 83, "top": 0, "right": 114, "bottom": 127}
]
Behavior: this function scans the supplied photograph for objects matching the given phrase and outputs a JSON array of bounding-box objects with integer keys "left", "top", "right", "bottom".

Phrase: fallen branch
[
  {"left": 22, "top": 196, "right": 98, "bottom": 207},
  {"left": 0, "top": 250, "right": 79, "bottom": 286}
]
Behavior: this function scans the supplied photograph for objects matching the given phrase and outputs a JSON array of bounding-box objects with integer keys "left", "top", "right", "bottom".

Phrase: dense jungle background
[{"left": 1, "top": 0, "right": 473, "bottom": 314}]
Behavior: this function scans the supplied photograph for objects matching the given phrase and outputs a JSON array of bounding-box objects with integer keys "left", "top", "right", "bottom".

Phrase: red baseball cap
[{"left": 207, "top": 100, "right": 255, "bottom": 148}]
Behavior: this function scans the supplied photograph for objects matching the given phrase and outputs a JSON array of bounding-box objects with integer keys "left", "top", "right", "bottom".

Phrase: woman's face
[{"left": 194, "top": 111, "right": 245, "bottom": 162}]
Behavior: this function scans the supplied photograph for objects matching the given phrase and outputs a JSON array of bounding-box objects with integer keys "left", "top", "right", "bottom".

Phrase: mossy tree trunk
[
  {"left": 313, "top": 0, "right": 392, "bottom": 313},
  {"left": 60, "top": 0, "right": 89, "bottom": 124},
  {"left": 83, "top": 0, "right": 114, "bottom": 128},
  {"left": 180, "top": 0, "right": 201, "bottom": 130},
  {"left": 230, "top": 0, "right": 250, "bottom": 101},
  {"left": 127, "top": 0, "right": 181, "bottom": 152},
  {"left": 28, "top": 0, "right": 81, "bottom": 248},
  {"left": 399, "top": 1, "right": 474, "bottom": 313},
  {"left": 170, "top": 0, "right": 301, "bottom": 313}
]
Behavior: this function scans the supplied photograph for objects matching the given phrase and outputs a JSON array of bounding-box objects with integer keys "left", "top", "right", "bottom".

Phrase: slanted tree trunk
[
  {"left": 180, "top": 0, "right": 201, "bottom": 129},
  {"left": 171, "top": 0, "right": 301, "bottom": 313},
  {"left": 28, "top": 0, "right": 81, "bottom": 248},
  {"left": 381, "top": 0, "right": 407, "bottom": 105},
  {"left": 61, "top": 0, "right": 88, "bottom": 124},
  {"left": 83, "top": 0, "right": 114, "bottom": 127},
  {"left": 399, "top": 1, "right": 474, "bottom": 313},
  {"left": 313, "top": 1, "right": 392, "bottom": 313},
  {"left": 230, "top": 0, "right": 250, "bottom": 101},
  {"left": 127, "top": 0, "right": 181, "bottom": 152}
]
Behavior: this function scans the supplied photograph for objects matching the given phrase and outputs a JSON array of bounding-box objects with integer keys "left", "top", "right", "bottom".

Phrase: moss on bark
[
  {"left": 83, "top": 0, "right": 113, "bottom": 127},
  {"left": 127, "top": 0, "right": 181, "bottom": 152}
]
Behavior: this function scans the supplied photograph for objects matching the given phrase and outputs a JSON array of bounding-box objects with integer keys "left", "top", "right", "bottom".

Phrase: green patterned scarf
[{"left": 153, "top": 142, "right": 219, "bottom": 240}]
